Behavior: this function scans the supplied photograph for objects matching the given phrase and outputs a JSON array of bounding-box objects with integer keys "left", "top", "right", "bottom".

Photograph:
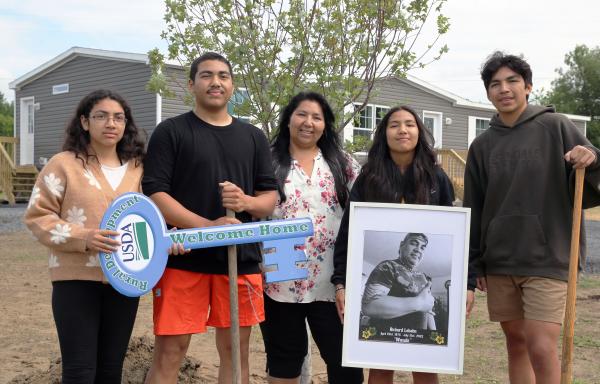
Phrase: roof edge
[
  {"left": 9, "top": 47, "right": 148, "bottom": 89},
  {"left": 399, "top": 74, "right": 590, "bottom": 121}
]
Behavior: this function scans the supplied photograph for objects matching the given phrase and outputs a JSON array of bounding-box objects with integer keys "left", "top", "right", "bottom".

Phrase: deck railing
[
  {"left": 0, "top": 137, "right": 16, "bottom": 204},
  {"left": 437, "top": 149, "right": 466, "bottom": 201}
]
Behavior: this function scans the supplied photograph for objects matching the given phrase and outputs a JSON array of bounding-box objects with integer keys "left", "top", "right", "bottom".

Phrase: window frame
[
  {"left": 352, "top": 103, "right": 390, "bottom": 140},
  {"left": 467, "top": 116, "right": 491, "bottom": 147}
]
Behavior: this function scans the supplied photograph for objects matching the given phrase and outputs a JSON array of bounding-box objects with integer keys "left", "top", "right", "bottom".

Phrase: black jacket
[{"left": 331, "top": 166, "right": 455, "bottom": 286}]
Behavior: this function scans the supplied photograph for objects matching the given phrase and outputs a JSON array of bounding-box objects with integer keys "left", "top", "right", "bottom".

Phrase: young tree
[
  {"left": 148, "top": 0, "right": 449, "bottom": 136},
  {"left": 534, "top": 45, "right": 600, "bottom": 147},
  {"left": 0, "top": 92, "right": 14, "bottom": 137}
]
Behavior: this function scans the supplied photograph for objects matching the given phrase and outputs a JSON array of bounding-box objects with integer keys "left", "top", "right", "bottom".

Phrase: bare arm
[
  {"left": 220, "top": 181, "right": 277, "bottom": 218},
  {"left": 426, "top": 312, "right": 437, "bottom": 330},
  {"left": 149, "top": 191, "right": 240, "bottom": 228},
  {"left": 362, "top": 283, "right": 434, "bottom": 319}
]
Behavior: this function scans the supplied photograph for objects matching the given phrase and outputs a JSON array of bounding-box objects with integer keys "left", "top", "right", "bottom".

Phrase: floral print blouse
[{"left": 264, "top": 150, "right": 360, "bottom": 302}]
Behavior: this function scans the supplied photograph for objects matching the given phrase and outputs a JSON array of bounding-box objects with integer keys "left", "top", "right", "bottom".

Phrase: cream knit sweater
[{"left": 24, "top": 151, "right": 143, "bottom": 282}]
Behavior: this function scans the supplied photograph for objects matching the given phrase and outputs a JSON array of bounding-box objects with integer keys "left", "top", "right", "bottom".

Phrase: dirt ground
[{"left": 1, "top": 230, "right": 599, "bottom": 383}]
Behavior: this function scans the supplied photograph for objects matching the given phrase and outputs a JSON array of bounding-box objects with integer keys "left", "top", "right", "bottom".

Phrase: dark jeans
[
  {"left": 52, "top": 280, "right": 139, "bottom": 384},
  {"left": 260, "top": 294, "right": 363, "bottom": 383}
]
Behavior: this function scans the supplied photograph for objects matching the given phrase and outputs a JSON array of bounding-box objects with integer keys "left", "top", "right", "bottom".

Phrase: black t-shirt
[{"left": 142, "top": 112, "right": 277, "bottom": 274}]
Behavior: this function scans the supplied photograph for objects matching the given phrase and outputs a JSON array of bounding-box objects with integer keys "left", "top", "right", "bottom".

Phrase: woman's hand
[
  {"left": 335, "top": 285, "right": 346, "bottom": 324},
  {"left": 168, "top": 242, "right": 190, "bottom": 255},
  {"left": 167, "top": 227, "right": 191, "bottom": 255},
  {"left": 86, "top": 229, "right": 120, "bottom": 254}
]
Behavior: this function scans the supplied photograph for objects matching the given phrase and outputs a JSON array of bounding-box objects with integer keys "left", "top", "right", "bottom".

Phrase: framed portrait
[{"left": 342, "top": 202, "right": 470, "bottom": 374}]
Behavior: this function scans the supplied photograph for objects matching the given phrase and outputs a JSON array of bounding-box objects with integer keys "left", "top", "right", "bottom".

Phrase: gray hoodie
[{"left": 464, "top": 105, "right": 600, "bottom": 285}]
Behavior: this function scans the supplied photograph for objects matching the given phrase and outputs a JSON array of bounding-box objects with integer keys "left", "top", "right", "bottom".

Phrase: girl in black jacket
[{"left": 331, "top": 105, "right": 454, "bottom": 384}]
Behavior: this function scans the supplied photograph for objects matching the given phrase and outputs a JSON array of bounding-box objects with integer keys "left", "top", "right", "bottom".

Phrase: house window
[
  {"left": 227, "top": 88, "right": 250, "bottom": 123},
  {"left": 467, "top": 116, "right": 491, "bottom": 146},
  {"left": 475, "top": 118, "right": 489, "bottom": 136},
  {"left": 27, "top": 104, "right": 34, "bottom": 134},
  {"left": 422, "top": 110, "right": 443, "bottom": 148},
  {"left": 353, "top": 104, "right": 389, "bottom": 139},
  {"left": 52, "top": 83, "right": 69, "bottom": 95}
]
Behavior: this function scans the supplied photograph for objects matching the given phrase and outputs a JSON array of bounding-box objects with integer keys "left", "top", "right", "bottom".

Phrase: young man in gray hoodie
[{"left": 464, "top": 51, "right": 600, "bottom": 384}]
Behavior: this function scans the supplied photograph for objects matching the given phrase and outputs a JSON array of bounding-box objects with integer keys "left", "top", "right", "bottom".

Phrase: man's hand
[
  {"left": 476, "top": 276, "right": 488, "bottom": 292},
  {"left": 565, "top": 145, "right": 596, "bottom": 169},
  {"left": 220, "top": 181, "right": 250, "bottom": 213},
  {"left": 335, "top": 285, "right": 345, "bottom": 324},
  {"left": 416, "top": 282, "right": 435, "bottom": 312},
  {"left": 466, "top": 290, "right": 475, "bottom": 319}
]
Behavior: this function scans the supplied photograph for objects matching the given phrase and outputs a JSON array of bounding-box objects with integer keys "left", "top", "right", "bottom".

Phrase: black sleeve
[
  {"left": 463, "top": 145, "right": 485, "bottom": 290},
  {"left": 331, "top": 176, "right": 364, "bottom": 286},
  {"left": 436, "top": 166, "right": 475, "bottom": 289},
  {"left": 252, "top": 127, "right": 278, "bottom": 192},
  {"left": 436, "top": 168, "right": 455, "bottom": 207},
  {"left": 142, "top": 119, "right": 177, "bottom": 197}
]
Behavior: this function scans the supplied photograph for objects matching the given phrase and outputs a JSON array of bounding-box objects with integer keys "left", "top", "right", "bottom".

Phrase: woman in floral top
[
  {"left": 24, "top": 90, "right": 146, "bottom": 383},
  {"left": 261, "top": 92, "right": 363, "bottom": 383}
]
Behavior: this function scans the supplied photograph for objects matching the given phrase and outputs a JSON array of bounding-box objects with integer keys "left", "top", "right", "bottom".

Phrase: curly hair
[{"left": 62, "top": 89, "right": 146, "bottom": 165}]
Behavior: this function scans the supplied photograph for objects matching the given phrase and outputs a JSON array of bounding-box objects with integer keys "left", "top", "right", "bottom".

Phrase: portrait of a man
[{"left": 358, "top": 231, "right": 451, "bottom": 345}]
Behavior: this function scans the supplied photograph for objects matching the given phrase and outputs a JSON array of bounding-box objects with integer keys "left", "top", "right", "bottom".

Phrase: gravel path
[
  {"left": 2, "top": 204, "right": 599, "bottom": 272},
  {"left": 0, "top": 204, "right": 27, "bottom": 233}
]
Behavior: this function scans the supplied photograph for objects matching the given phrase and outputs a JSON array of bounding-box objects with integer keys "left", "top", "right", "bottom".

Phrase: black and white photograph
[
  {"left": 358, "top": 231, "right": 452, "bottom": 347},
  {"left": 342, "top": 202, "right": 470, "bottom": 374}
]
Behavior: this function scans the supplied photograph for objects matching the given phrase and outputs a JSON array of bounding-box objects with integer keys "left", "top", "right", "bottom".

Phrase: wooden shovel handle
[
  {"left": 226, "top": 209, "right": 242, "bottom": 384},
  {"left": 560, "top": 167, "right": 585, "bottom": 384}
]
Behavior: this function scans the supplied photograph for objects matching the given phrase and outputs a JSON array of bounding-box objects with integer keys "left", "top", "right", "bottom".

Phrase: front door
[{"left": 19, "top": 97, "right": 34, "bottom": 165}]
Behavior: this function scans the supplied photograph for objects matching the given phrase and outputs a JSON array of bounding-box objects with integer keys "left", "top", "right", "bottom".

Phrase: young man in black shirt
[{"left": 143, "top": 52, "right": 278, "bottom": 384}]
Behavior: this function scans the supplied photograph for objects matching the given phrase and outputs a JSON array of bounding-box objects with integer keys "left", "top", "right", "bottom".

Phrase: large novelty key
[{"left": 100, "top": 193, "right": 312, "bottom": 297}]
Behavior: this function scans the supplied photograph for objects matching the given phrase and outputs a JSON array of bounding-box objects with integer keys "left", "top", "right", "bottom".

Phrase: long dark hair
[
  {"left": 271, "top": 91, "right": 350, "bottom": 207},
  {"left": 63, "top": 89, "right": 146, "bottom": 165},
  {"left": 360, "top": 105, "right": 437, "bottom": 203}
]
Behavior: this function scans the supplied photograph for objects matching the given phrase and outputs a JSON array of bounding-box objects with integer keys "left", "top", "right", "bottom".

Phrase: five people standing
[{"left": 23, "top": 49, "right": 600, "bottom": 383}]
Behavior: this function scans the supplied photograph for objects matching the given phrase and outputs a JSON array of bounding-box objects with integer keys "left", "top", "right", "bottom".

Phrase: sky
[{"left": 2, "top": 0, "right": 600, "bottom": 105}]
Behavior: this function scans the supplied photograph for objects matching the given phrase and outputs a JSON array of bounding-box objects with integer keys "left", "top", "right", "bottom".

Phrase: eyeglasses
[{"left": 90, "top": 112, "right": 127, "bottom": 125}]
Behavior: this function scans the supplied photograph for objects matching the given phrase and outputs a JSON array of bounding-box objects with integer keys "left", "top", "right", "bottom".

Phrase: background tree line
[
  {"left": 534, "top": 44, "right": 600, "bottom": 147},
  {"left": 0, "top": 92, "right": 14, "bottom": 137}
]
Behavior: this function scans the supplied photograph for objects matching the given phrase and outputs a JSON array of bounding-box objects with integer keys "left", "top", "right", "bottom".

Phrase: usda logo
[{"left": 117, "top": 214, "right": 154, "bottom": 272}]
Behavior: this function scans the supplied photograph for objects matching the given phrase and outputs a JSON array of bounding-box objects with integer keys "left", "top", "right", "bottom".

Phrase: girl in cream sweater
[{"left": 24, "top": 89, "right": 146, "bottom": 383}]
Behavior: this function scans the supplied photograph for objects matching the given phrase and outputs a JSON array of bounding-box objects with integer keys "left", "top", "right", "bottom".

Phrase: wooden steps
[
  {"left": 12, "top": 165, "right": 38, "bottom": 203},
  {"left": 0, "top": 137, "right": 39, "bottom": 205}
]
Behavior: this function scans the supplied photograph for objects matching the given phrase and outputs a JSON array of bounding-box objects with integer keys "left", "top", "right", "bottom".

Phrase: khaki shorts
[{"left": 486, "top": 275, "right": 567, "bottom": 324}]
